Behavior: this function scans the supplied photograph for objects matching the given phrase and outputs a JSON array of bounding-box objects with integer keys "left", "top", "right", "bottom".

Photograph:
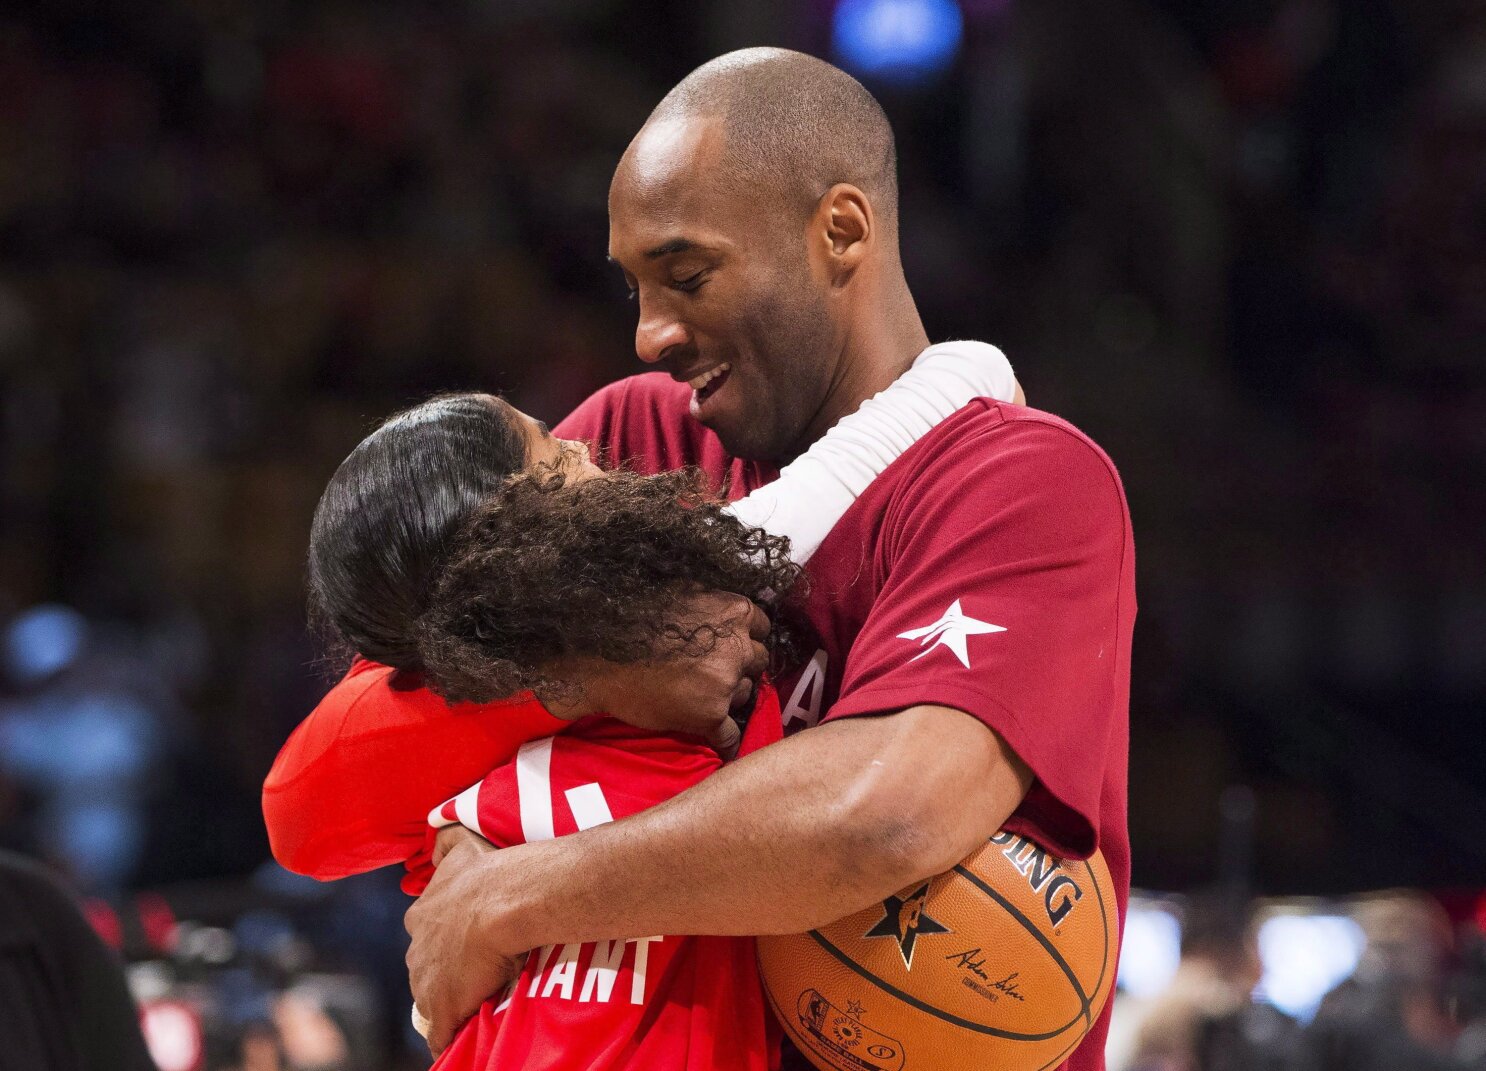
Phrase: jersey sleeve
[
  {"left": 429, "top": 719, "right": 723, "bottom": 849},
  {"left": 262, "top": 661, "right": 567, "bottom": 881},
  {"left": 825, "top": 415, "right": 1133, "bottom": 860}
]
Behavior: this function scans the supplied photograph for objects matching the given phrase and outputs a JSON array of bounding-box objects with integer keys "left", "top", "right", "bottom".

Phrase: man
[{"left": 406, "top": 48, "right": 1134, "bottom": 1070}]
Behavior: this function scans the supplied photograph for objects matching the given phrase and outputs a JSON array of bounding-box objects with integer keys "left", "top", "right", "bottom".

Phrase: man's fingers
[
  {"left": 745, "top": 601, "right": 770, "bottom": 642},
  {"left": 429, "top": 1015, "right": 458, "bottom": 1058},
  {"left": 729, "top": 675, "right": 756, "bottom": 714},
  {"left": 745, "top": 639, "right": 769, "bottom": 680},
  {"left": 708, "top": 715, "right": 742, "bottom": 760}
]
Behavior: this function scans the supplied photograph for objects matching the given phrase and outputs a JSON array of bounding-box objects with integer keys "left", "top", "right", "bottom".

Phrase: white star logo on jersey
[{"left": 897, "top": 599, "right": 1005, "bottom": 668}]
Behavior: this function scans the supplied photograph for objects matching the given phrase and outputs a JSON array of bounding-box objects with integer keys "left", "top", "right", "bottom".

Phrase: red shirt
[
  {"left": 263, "top": 661, "right": 568, "bottom": 890},
  {"left": 429, "top": 715, "right": 774, "bottom": 1071},
  {"left": 264, "top": 665, "right": 782, "bottom": 1071},
  {"left": 558, "top": 373, "right": 1134, "bottom": 1071}
]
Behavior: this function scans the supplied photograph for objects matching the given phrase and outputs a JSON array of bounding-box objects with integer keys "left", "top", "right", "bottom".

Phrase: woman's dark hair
[
  {"left": 307, "top": 393, "right": 527, "bottom": 670},
  {"left": 416, "top": 468, "right": 802, "bottom": 705}
]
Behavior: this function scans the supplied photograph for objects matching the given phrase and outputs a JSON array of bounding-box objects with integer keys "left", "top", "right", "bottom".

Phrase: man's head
[{"left": 608, "top": 48, "right": 902, "bottom": 462}]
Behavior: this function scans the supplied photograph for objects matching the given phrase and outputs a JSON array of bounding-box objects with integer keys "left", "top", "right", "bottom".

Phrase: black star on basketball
[{"left": 862, "top": 883, "right": 950, "bottom": 970}]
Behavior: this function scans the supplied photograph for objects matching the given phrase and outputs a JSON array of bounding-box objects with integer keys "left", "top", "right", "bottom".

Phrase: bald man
[{"left": 404, "top": 49, "right": 1133, "bottom": 1070}]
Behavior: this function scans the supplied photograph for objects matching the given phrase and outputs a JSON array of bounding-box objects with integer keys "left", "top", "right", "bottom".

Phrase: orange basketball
[{"left": 758, "top": 832, "right": 1119, "bottom": 1071}]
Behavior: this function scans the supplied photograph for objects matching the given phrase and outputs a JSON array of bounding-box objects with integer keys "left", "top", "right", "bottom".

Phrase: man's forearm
[{"left": 481, "top": 705, "right": 1032, "bottom": 952}]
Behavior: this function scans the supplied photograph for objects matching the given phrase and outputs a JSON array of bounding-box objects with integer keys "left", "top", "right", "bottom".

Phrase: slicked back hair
[
  {"left": 307, "top": 393, "right": 527, "bottom": 671},
  {"left": 649, "top": 48, "right": 900, "bottom": 236}
]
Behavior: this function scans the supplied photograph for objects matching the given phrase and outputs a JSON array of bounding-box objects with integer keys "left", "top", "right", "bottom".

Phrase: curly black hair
[{"left": 415, "top": 467, "right": 803, "bottom": 705}]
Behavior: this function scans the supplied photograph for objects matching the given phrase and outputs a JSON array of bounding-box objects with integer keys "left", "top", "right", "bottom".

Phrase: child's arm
[
  {"left": 727, "top": 341, "right": 1016, "bottom": 563},
  {"left": 262, "top": 664, "right": 567, "bottom": 882}
]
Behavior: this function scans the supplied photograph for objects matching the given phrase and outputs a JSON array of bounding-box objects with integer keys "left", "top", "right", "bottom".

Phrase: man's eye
[{"left": 674, "top": 272, "right": 707, "bottom": 293}]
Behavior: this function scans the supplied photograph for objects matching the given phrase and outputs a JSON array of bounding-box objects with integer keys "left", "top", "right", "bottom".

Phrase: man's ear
[{"left": 814, "top": 184, "right": 873, "bottom": 285}]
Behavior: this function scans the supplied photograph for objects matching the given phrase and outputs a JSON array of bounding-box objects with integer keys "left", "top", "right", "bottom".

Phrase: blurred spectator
[
  {"left": 1300, "top": 892, "right": 1464, "bottom": 1071},
  {"left": 0, "top": 605, "right": 167, "bottom": 891},
  {"left": 1127, "top": 895, "right": 1298, "bottom": 1071},
  {"left": 0, "top": 849, "right": 154, "bottom": 1071},
  {"left": 1454, "top": 925, "right": 1486, "bottom": 1068}
]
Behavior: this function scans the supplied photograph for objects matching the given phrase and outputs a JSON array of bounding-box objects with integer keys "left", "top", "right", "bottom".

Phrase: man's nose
[{"left": 635, "top": 299, "right": 690, "bottom": 365}]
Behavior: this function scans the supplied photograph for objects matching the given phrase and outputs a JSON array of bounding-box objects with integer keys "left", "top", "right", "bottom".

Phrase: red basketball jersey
[
  {"left": 262, "top": 661, "right": 568, "bottom": 890},
  {"left": 558, "top": 373, "right": 1134, "bottom": 1071},
  {"left": 264, "top": 676, "right": 783, "bottom": 1071},
  {"left": 428, "top": 716, "right": 775, "bottom": 1071}
]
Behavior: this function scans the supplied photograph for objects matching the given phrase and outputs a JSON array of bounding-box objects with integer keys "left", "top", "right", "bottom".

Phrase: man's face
[{"left": 607, "top": 117, "right": 839, "bottom": 462}]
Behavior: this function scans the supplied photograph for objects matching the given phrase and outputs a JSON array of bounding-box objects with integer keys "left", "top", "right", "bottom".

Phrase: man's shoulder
[
  {"left": 914, "top": 400, "right": 1124, "bottom": 490},
  {"left": 555, "top": 373, "right": 693, "bottom": 436},
  {"left": 558, "top": 373, "right": 745, "bottom": 484}
]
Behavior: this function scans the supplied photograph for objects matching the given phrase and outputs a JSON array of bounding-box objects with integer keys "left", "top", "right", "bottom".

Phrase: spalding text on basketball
[{"left": 990, "top": 832, "right": 1084, "bottom": 926}]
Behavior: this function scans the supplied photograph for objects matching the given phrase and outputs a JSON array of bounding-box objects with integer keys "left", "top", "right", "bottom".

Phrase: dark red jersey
[{"left": 557, "top": 373, "right": 1134, "bottom": 1071}]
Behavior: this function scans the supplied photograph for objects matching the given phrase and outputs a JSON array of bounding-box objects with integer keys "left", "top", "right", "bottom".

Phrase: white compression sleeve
[{"left": 726, "top": 340, "right": 1017, "bottom": 564}]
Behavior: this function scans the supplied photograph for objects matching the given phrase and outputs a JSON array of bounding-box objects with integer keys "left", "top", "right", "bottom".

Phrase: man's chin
[
  {"left": 709, "top": 418, "right": 786, "bottom": 464},
  {"left": 691, "top": 383, "right": 791, "bottom": 461}
]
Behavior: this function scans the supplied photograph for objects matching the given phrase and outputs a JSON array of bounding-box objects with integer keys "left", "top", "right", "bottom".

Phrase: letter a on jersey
[{"left": 897, "top": 599, "right": 1005, "bottom": 668}]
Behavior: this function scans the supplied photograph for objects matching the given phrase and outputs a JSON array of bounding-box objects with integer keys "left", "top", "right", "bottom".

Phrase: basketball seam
[
  {"left": 806, "top": 929, "right": 1084, "bottom": 1043},
  {"left": 1085, "top": 858, "right": 1112, "bottom": 1011},
  {"left": 1034, "top": 1029, "right": 1086, "bottom": 1071},
  {"left": 950, "top": 864, "right": 1094, "bottom": 1027}
]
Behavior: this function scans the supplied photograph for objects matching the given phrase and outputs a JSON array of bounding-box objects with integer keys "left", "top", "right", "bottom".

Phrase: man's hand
[
  {"left": 551, "top": 592, "right": 768, "bottom": 758},
  {"left": 406, "top": 831, "right": 522, "bottom": 1056},
  {"left": 431, "top": 823, "right": 485, "bottom": 869}
]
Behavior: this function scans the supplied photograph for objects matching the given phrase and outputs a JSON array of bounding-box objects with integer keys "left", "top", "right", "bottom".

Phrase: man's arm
[
  {"left": 408, "top": 704, "right": 1030, "bottom": 1054},
  {"left": 410, "top": 413, "right": 1130, "bottom": 1056}
]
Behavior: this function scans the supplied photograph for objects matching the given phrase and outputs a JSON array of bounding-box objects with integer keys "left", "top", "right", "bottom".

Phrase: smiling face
[{"left": 607, "top": 116, "right": 841, "bottom": 462}]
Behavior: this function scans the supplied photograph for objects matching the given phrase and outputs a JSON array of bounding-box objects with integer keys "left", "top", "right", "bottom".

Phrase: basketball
[{"left": 758, "top": 832, "right": 1119, "bottom": 1071}]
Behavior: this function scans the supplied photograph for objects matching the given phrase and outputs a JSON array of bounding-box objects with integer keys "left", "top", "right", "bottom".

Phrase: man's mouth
[{"left": 688, "top": 363, "right": 731, "bottom": 405}]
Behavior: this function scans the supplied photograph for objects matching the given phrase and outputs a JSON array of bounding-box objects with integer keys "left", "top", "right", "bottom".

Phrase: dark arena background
[{"left": 1, "top": 0, "right": 1483, "bottom": 1068}]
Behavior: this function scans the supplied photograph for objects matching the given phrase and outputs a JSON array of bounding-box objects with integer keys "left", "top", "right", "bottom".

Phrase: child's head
[
  {"left": 308, "top": 393, "right": 530, "bottom": 670},
  {"left": 307, "top": 393, "right": 799, "bottom": 702}
]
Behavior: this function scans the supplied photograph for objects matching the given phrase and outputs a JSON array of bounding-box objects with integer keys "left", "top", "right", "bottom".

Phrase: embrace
[{"left": 264, "top": 47, "right": 1133, "bottom": 1071}]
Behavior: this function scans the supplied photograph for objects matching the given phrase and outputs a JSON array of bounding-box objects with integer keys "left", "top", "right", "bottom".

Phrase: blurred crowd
[
  {"left": 1107, "top": 891, "right": 1486, "bottom": 1071},
  {"left": 1, "top": 0, "right": 1483, "bottom": 891}
]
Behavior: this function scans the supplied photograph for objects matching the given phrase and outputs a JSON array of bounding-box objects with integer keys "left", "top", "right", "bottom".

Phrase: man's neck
[{"left": 783, "top": 296, "right": 930, "bottom": 463}]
